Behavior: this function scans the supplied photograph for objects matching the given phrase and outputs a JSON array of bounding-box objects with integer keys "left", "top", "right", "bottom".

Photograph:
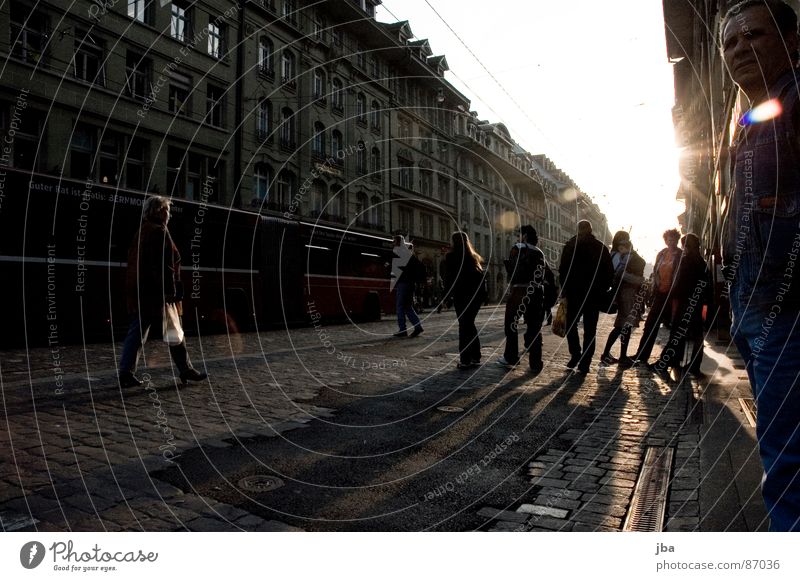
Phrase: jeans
[
  {"left": 565, "top": 299, "right": 599, "bottom": 368},
  {"left": 732, "top": 301, "right": 800, "bottom": 531},
  {"left": 454, "top": 297, "right": 481, "bottom": 364},
  {"left": 503, "top": 286, "right": 544, "bottom": 368},
  {"left": 395, "top": 281, "right": 421, "bottom": 331},
  {"left": 119, "top": 312, "right": 191, "bottom": 375}
]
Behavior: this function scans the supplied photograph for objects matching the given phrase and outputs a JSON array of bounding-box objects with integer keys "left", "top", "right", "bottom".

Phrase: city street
[{"left": 0, "top": 307, "right": 768, "bottom": 532}]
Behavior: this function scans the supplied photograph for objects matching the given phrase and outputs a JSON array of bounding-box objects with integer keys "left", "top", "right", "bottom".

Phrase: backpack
[{"left": 505, "top": 244, "right": 541, "bottom": 285}]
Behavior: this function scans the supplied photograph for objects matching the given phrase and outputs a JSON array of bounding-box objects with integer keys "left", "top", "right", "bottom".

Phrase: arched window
[
  {"left": 281, "top": 50, "right": 295, "bottom": 84},
  {"left": 356, "top": 141, "right": 366, "bottom": 175},
  {"left": 331, "top": 78, "right": 344, "bottom": 111},
  {"left": 331, "top": 130, "right": 343, "bottom": 163},
  {"left": 313, "top": 121, "right": 326, "bottom": 157},
  {"left": 277, "top": 170, "right": 295, "bottom": 206},
  {"left": 280, "top": 107, "right": 295, "bottom": 147},
  {"left": 253, "top": 163, "right": 272, "bottom": 205},
  {"left": 356, "top": 93, "right": 366, "bottom": 123},
  {"left": 258, "top": 37, "right": 274, "bottom": 77},
  {"left": 256, "top": 98, "right": 271, "bottom": 142},
  {"left": 370, "top": 100, "right": 381, "bottom": 130}
]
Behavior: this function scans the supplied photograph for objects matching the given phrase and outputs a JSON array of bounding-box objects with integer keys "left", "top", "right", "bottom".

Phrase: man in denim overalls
[{"left": 722, "top": 0, "right": 800, "bottom": 531}]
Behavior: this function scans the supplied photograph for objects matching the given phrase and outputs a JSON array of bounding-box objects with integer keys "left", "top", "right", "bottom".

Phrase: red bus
[{"left": 0, "top": 168, "right": 393, "bottom": 347}]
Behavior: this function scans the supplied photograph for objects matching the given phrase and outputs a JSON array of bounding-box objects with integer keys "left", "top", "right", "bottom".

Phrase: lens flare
[{"left": 740, "top": 98, "right": 782, "bottom": 125}]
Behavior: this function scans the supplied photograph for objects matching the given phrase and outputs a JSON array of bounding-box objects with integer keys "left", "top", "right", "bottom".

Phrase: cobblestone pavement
[{"left": 0, "top": 305, "right": 764, "bottom": 531}]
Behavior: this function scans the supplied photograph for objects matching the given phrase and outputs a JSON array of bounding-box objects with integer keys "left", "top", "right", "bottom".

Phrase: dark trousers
[
  {"left": 656, "top": 322, "right": 704, "bottom": 372},
  {"left": 454, "top": 298, "right": 482, "bottom": 364},
  {"left": 565, "top": 299, "right": 600, "bottom": 367},
  {"left": 503, "top": 286, "right": 544, "bottom": 368},
  {"left": 635, "top": 291, "right": 671, "bottom": 363},
  {"left": 119, "top": 312, "right": 191, "bottom": 374}
]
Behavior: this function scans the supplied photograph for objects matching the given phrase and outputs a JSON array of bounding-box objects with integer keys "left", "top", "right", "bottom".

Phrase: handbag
[
  {"left": 162, "top": 302, "right": 185, "bottom": 346},
  {"left": 552, "top": 299, "right": 568, "bottom": 337}
]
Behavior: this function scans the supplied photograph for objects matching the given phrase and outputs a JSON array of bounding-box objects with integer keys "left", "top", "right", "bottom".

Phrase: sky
[{"left": 377, "top": 0, "right": 686, "bottom": 260}]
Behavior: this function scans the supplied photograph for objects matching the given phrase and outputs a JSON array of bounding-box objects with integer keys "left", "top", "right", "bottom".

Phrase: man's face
[
  {"left": 722, "top": 6, "right": 798, "bottom": 98},
  {"left": 666, "top": 236, "right": 679, "bottom": 250}
]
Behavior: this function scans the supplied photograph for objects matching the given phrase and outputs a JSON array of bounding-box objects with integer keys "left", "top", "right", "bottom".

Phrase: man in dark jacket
[
  {"left": 498, "top": 225, "right": 554, "bottom": 373},
  {"left": 558, "top": 220, "right": 614, "bottom": 373},
  {"left": 118, "top": 196, "right": 207, "bottom": 388}
]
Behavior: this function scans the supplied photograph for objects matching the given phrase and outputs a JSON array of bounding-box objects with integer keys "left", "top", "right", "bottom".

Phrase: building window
[
  {"left": 332, "top": 29, "right": 343, "bottom": 47},
  {"left": 331, "top": 130, "right": 343, "bottom": 162},
  {"left": 356, "top": 43, "right": 366, "bottom": 70},
  {"left": 370, "top": 196, "right": 381, "bottom": 225},
  {"left": 399, "top": 118, "right": 411, "bottom": 139},
  {"left": 70, "top": 125, "right": 95, "bottom": 181},
  {"left": 419, "top": 166, "right": 433, "bottom": 196},
  {"left": 256, "top": 99, "right": 271, "bottom": 142},
  {"left": 127, "top": 0, "right": 152, "bottom": 24},
  {"left": 170, "top": 1, "right": 191, "bottom": 42},
  {"left": 98, "top": 131, "right": 121, "bottom": 186},
  {"left": 331, "top": 78, "right": 344, "bottom": 112},
  {"left": 311, "top": 180, "right": 327, "bottom": 216},
  {"left": 281, "top": 50, "right": 296, "bottom": 86},
  {"left": 355, "top": 192, "right": 368, "bottom": 222},
  {"left": 369, "top": 57, "right": 379, "bottom": 79},
  {"left": 10, "top": 2, "right": 48, "bottom": 64},
  {"left": 439, "top": 218, "right": 449, "bottom": 241},
  {"left": 313, "top": 122, "right": 326, "bottom": 158},
  {"left": 282, "top": 0, "right": 296, "bottom": 24},
  {"left": 253, "top": 163, "right": 272, "bottom": 205},
  {"left": 421, "top": 214, "right": 433, "bottom": 239},
  {"left": 370, "top": 147, "right": 381, "bottom": 180},
  {"left": 277, "top": 170, "right": 295, "bottom": 206},
  {"left": 400, "top": 207, "right": 413, "bottom": 234},
  {"left": 438, "top": 175, "right": 450, "bottom": 203},
  {"left": 0, "top": 106, "right": 42, "bottom": 171},
  {"left": 73, "top": 31, "right": 105, "bottom": 86},
  {"left": 280, "top": 107, "right": 295, "bottom": 149},
  {"left": 312, "top": 16, "right": 326, "bottom": 42},
  {"left": 124, "top": 138, "right": 147, "bottom": 191},
  {"left": 166, "top": 146, "right": 185, "bottom": 197},
  {"left": 258, "top": 37, "right": 274, "bottom": 78},
  {"left": 370, "top": 101, "right": 381, "bottom": 131},
  {"left": 208, "top": 22, "right": 224, "bottom": 58},
  {"left": 206, "top": 85, "right": 225, "bottom": 127},
  {"left": 398, "top": 155, "right": 413, "bottom": 190},
  {"left": 312, "top": 69, "right": 326, "bottom": 101},
  {"left": 125, "top": 52, "right": 151, "bottom": 101},
  {"left": 356, "top": 93, "right": 366, "bottom": 124},
  {"left": 355, "top": 141, "right": 366, "bottom": 175},
  {"left": 168, "top": 71, "right": 191, "bottom": 116}
]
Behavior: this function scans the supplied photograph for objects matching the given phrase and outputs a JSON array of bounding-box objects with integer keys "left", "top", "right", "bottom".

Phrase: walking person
[
  {"left": 720, "top": 0, "right": 800, "bottom": 530},
  {"left": 558, "top": 220, "right": 614, "bottom": 374},
  {"left": 118, "top": 196, "right": 207, "bottom": 388},
  {"left": 634, "top": 229, "right": 682, "bottom": 365},
  {"left": 497, "top": 225, "right": 556, "bottom": 374},
  {"left": 443, "top": 232, "right": 487, "bottom": 369},
  {"left": 600, "top": 234, "right": 646, "bottom": 368},
  {"left": 390, "top": 235, "right": 423, "bottom": 338},
  {"left": 652, "top": 234, "right": 711, "bottom": 378}
]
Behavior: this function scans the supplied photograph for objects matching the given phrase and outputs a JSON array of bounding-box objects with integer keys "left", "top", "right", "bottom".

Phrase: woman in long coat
[
  {"left": 443, "top": 232, "right": 487, "bottom": 369},
  {"left": 118, "top": 196, "right": 207, "bottom": 387}
]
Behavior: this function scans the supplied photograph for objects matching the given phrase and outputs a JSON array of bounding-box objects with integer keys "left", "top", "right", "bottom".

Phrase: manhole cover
[
  {"left": 437, "top": 406, "right": 464, "bottom": 413},
  {"left": 238, "top": 475, "right": 285, "bottom": 493}
]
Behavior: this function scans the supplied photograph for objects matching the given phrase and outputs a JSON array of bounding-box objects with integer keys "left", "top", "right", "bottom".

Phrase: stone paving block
[
  {"left": 533, "top": 495, "right": 581, "bottom": 511},
  {"left": 530, "top": 477, "right": 571, "bottom": 488},
  {"left": 185, "top": 517, "right": 242, "bottom": 531},
  {"left": 489, "top": 521, "right": 526, "bottom": 532},
  {"left": 664, "top": 517, "right": 699, "bottom": 532},
  {"left": 526, "top": 516, "right": 573, "bottom": 531},
  {"left": 598, "top": 476, "right": 636, "bottom": 488},
  {"left": 540, "top": 487, "right": 582, "bottom": 501},
  {"left": 254, "top": 520, "right": 303, "bottom": 532},
  {"left": 517, "top": 504, "right": 569, "bottom": 519},
  {"left": 578, "top": 503, "right": 628, "bottom": 518},
  {"left": 669, "top": 489, "right": 698, "bottom": 502},
  {"left": 477, "top": 507, "right": 530, "bottom": 524},
  {"left": 562, "top": 465, "right": 605, "bottom": 477},
  {"left": 572, "top": 511, "right": 623, "bottom": 528}
]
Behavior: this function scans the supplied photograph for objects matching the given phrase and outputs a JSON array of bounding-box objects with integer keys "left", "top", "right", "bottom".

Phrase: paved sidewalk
[{"left": 0, "top": 308, "right": 766, "bottom": 532}]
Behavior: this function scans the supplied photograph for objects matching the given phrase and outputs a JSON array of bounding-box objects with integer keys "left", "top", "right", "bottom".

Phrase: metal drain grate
[
  {"left": 738, "top": 398, "right": 757, "bottom": 428},
  {"left": 437, "top": 406, "right": 464, "bottom": 413},
  {"left": 238, "top": 475, "right": 285, "bottom": 493},
  {"left": 623, "top": 446, "right": 674, "bottom": 532}
]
